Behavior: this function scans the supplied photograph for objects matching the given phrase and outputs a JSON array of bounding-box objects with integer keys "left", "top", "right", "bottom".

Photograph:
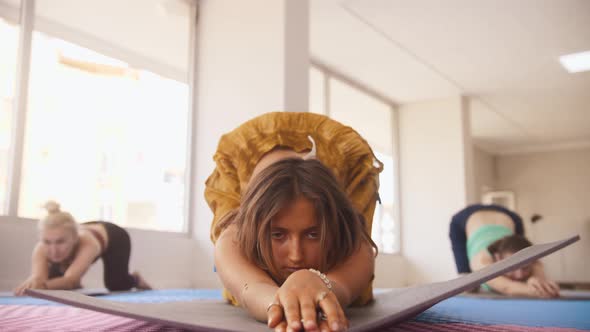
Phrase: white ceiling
[
  {"left": 0, "top": 0, "right": 191, "bottom": 82},
  {"left": 2, "top": 0, "right": 588, "bottom": 154},
  {"left": 310, "top": 0, "right": 590, "bottom": 154}
]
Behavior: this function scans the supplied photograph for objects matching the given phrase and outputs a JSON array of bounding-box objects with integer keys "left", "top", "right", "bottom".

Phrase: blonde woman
[
  {"left": 207, "top": 112, "right": 382, "bottom": 332},
  {"left": 14, "top": 202, "right": 151, "bottom": 295}
]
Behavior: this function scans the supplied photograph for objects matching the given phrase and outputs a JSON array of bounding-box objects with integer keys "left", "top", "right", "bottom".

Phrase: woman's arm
[
  {"left": 216, "top": 225, "right": 363, "bottom": 332},
  {"left": 216, "top": 224, "right": 373, "bottom": 331},
  {"left": 472, "top": 254, "right": 557, "bottom": 298},
  {"left": 14, "top": 243, "right": 50, "bottom": 295},
  {"left": 274, "top": 241, "right": 374, "bottom": 332},
  {"left": 485, "top": 275, "right": 536, "bottom": 296},
  {"left": 531, "top": 261, "right": 548, "bottom": 279},
  {"left": 326, "top": 240, "right": 375, "bottom": 307},
  {"left": 214, "top": 224, "right": 279, "bottom": 322},
  {"left": 527, "top": 261, "right": 560, "bottom": 297},
  {"left": 45, "top": 236, "right": 100, "bottom": 290},
  {"left": 485, "top": 273, "right": 557, "bottom": 298},
  {"left": 471, "top": 254, "right": 531, "bottom": 296},
  {"left": 30, "top": 243, "right": 49, "bottom": 281}
]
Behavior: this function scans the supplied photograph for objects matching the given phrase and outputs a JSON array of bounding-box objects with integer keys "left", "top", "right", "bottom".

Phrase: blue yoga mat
[
  {"left": 5, "top": 288, "right": 589, "bottom": 330},
  {"left": 417, "top": 296, "right": 590, "bottom": 330},
  {"left": 0, "top": 288, "right": 223, "bottom": 305}
]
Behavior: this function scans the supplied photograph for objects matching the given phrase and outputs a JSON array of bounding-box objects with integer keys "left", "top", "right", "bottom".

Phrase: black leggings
[
  {"left": 449, "top": 204, "right": 524, "bottom": 274},
  {"left": 84, "top": 221, "right": 137, "bottom": 291}
]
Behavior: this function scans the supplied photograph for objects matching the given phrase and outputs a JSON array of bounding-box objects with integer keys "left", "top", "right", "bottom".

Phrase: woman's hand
[
  {"left": 267, "top": 269, "right": 348, "bottom": 332},
  {"left": 526, "top": 276, "right": 560, "bottom": 298},
  {"left": 13, "top": 276, "right": 47, "bottom": 296}
]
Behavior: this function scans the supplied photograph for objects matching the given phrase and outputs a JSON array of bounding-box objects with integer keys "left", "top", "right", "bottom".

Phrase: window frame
[
  {"left": 1, "top": 0, "right": 199, "bottom": 236},
  {"left": 310, "top": 60, "right": 402, "bottom": 254}
]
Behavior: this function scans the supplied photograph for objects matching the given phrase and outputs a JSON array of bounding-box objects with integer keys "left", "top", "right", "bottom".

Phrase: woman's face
[
  {"left": 41, "top": 226, "right": 77, "bottom": 263},
  {"left": 270, "top": 196, "right": 322, "bottom": 283},
  {"left": 494, "top": 252, "right": 533, "bottom": 281}
]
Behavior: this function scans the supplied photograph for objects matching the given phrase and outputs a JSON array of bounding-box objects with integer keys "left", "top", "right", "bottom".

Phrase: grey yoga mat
[{"left": 27, "top": 235, "right": 580, "bottom": 332}]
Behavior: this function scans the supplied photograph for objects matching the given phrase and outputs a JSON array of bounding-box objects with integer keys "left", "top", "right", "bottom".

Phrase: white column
[
  {"left": 399, "top": 96, "right": 473, "bottom": 284},
  {"left": 461, "top": 96, "right": 476, "bottom": 204},
  {"left": 190, "top": 0, "right": 309, "bottom": 287}
]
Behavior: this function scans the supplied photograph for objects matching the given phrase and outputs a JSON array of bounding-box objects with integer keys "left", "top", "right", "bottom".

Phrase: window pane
[
  {"left": 328, "top": 77, "right": 399, "bottom": 253},
  {"left": 0, "top": 14, "right": 20, "bottom": 215},
  {"left": 33, "top": 0, "right": 190, "bottom": 81},
  {"left": 372, "top": 151, "right": 398, "bottom": 253},
  {"left": 309, "top": 66, "right": 325, "bottom": 115},
  {"left": 18, "top": 2, "right": 191, "bottom": 232},
  {"left": 329, "top": 78, "right": 392, "bottom": 152}
]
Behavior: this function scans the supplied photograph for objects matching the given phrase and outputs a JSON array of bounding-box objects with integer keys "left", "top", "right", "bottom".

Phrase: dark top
[{"left": 449, "top": 204, "right": 524, "bottom": 274}]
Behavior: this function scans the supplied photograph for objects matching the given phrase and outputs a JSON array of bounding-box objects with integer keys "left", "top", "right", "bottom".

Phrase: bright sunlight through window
[
  {"left": 0, "top": 18, "right": 19, "bottom": 214},
  {"left": 17, "top": 32, "right": 189, "bottom": 232}
]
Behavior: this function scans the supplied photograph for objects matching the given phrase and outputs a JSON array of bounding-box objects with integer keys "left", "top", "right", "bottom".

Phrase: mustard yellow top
[{"left": 205, "top": 111, "right": 383, "bottom": 306}]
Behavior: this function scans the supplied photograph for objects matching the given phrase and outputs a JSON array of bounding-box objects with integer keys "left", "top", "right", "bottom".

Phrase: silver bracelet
[{"left": 308, "top": 268, "right": 332, "bottom": 291}]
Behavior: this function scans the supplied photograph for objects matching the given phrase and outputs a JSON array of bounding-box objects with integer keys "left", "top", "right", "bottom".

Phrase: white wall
[
  {"left": 0, "top": 218, "right": 39, "bottom": 291},
  {"left": 473, "top": 146, "right": 497, "bottom": 198},
  {"left": 374, "top": 254, "right": 407, "bottom": 288},
  {"left": 190, "top": 0, "right": 309, "bottom": 287},
  {"left": 399, "top": 96, "right": 472, "bottom": 284},
  {"left": 0, "top": 216, "right": 196, "bottom": 291},
  {"left": 496, "top": 148, "right": 590, "bottom": 282}
]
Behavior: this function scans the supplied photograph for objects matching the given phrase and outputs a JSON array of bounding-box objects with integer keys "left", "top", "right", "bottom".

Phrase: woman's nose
[{"left": 287, "top": 238, "right": 303, "bottom": 263}]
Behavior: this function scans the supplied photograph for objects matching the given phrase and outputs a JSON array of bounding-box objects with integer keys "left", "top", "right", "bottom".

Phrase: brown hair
[
  {"left": 488, "top": 234, "right": 532, "bottom": 256},
  {"left": 223, "top": 158, "right": 377, "bottom": 283}
]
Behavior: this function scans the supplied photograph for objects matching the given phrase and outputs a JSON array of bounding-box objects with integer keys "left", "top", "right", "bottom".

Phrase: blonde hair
[{"left": 38, "top": 201, "right": 79, "bottom": 237}]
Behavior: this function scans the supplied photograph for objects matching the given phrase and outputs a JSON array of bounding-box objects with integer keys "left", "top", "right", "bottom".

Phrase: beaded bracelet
[{"left": 308, "top": 268, "right": 333, "bottom": 291}]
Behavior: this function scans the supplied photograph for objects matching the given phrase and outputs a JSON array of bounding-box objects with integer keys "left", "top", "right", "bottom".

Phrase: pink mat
[
  {"left": 0, "top": 304, "right": 177, "bottom": 331},
  {"left": 1, "top": 305, "right": 584, "bottom": 332}
]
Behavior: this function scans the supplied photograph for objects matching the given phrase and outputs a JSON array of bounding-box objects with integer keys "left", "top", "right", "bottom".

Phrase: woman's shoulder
[
  {"left": 216, "top": 223, "right": 239, "bottom": 242},
  {"left": 32, "top": 241, "right": 47, "bottom": 256},
  {"left": 470, "top": 250, "right": 494, "bottom": 271},
  {"left": 77, "top": 230, "right": 102, "bottom": 253}
]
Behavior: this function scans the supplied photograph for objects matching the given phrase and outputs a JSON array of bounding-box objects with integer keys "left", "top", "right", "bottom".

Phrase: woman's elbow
[
  {"left": 360, "top": 242, "right": 376, "bottom": 267},
  {"left": 213, "top": 235, "right": 229, "bottom": 270},
  {"left": 62, "top": 276, "right": 82, "bottom": 290}
]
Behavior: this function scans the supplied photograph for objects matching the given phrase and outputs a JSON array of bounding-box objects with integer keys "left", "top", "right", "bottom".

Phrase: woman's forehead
[
  {"left": 271, "top": 196, "right": 318, "bottom": 228},
  {"left": 42, "top": 226, "right": 71, "bottom": 239}
]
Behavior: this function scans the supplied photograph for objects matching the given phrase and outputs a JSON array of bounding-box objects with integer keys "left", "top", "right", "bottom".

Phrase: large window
[
  {"left": 1, "top": 0, "right": 195, "bottom": 232},
  {"left": 309, "top": 65, "right": 400, "bottom": 253},
  {"left": 0, "top": 16, "right": 20, "bottom": 215}
]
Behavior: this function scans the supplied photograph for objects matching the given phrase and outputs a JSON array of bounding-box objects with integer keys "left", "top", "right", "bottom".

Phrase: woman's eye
[
  {"left": 271, "top": 232, "right": 284, "bottom": 240},
  {"left": 307, "top": 232, "right": 319, "bottom": 239}
]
